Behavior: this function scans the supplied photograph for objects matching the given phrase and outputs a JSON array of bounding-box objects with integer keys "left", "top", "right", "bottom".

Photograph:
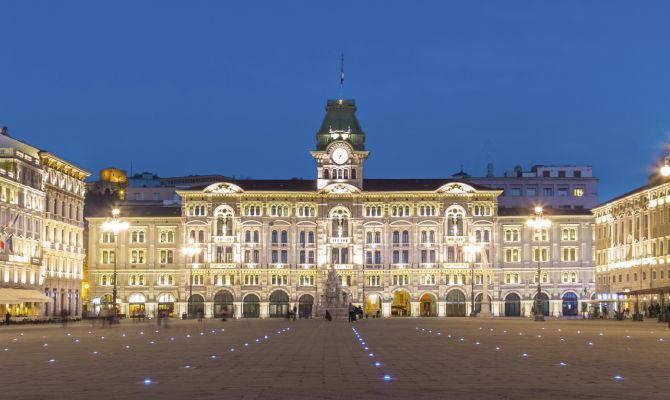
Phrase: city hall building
[{"left": 86, "top": 99, "right": 596, "bottom": 319}]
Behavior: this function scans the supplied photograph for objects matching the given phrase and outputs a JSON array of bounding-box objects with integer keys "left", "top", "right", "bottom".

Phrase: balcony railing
[
  {"left": 213, "top": 236, "right": 234, "bottom": 244},
  {"left": 329, "top": 237, "right": 351, "bottom": 245},
  {"left": 334, "top": 263, "right": 354, "bottom": 270},
  {"left": 210, "top": 263, "right": 236, "bottom": 269}
]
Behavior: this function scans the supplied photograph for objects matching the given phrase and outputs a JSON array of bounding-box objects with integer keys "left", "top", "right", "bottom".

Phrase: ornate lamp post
[
  {"left": 102, "top": 208, "right": 129, "bottom": 321},
  {"left": 182, "top": 239, "right": 200, "bottom": 318},
  {"left": 464, "top": 236, "right": 481, "bottom": 317},
  {"left": 527, "top": 206, "right": 551, "bottom": 322}
]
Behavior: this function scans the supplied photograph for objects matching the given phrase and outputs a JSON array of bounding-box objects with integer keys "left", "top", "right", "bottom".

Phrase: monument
[{"left": 318, "top": 267, "right": 349, "bottom": 318}]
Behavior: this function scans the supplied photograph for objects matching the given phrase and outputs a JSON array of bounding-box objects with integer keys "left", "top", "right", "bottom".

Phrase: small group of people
[
  {"left": 348, "top": 303, "right": 363, "bottom": 322},
  {"left": 97, "top": 308, "right": 116, "bottom": 328},
  {"left": 155, "top": 310, "right": 169, "bottom": 328},
  {"left": 130, "top": 309, "right": 146, "bottom": 323},
  {"left": 285, "top": 305, "right": 298, "bottom": 321}
]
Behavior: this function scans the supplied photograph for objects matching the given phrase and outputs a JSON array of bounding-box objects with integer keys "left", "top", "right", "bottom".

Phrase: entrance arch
[
  {"left": 243, "top": 294, "right": 260, "bottom": 318},
  {"left": 269, "top": 290, "right": 290, "bottom": 318},
  {"left": 446, "top": 290, "right": 466, "bottom": 317},
  {"left": 157, "top": 293, "right": 175, "bottom": 317},
  {"left": 391, "top": 290, "right": 411, "bottom": 317},
  {"left": 298, "top": 294, "right": 314, "bottom": 319},
  {"left": 188, "top": 294, "right": 205, "bottom": 318},
  {"left": 562, "top": 292, "right": 578, "bottom": 316},
  {"left": 474, "top": 293, "right": 492, "bottom": 314},
  {"left": 533, "top": 292, "right": 550, "bottom": 316},
  {"left": 504, "top": 293, "right": 521, "bottom": 316},
  {"left": 213, "top": 290, "right": 234, "bottom": 318},
  {"left": 365, "top": 293, "right": 382, "bottom": 317},
  {"left": 419, "top": 293, "right": 437, "bottom": 317}
]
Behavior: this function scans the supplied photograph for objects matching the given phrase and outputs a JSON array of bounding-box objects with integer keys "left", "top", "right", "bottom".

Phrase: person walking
[
  {"left": 292, "top": 305, "right": 297, "bottom": 321},
  {"left": 61, "top": 308, "right": 68, "bottom": 327},
  {"left": 5, "top": 311, "right": 10, "bottom": 326},
  {"left": 348, "top": 303, "right": 354, "bottom": 322}
]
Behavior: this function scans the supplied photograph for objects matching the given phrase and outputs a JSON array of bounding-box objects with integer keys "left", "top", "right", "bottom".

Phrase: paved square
[{"left": 1, "top": 318, "right": 669, "bottom": 399}]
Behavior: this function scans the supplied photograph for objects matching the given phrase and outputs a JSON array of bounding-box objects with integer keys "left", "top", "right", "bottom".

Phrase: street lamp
[
  {"left": 463, "top": 236, "right": 481, "bottom": 317},
  {"left": 182, "top": 239, "right": 201, "bottom": 318},
  {"left": 102, "top": 208, "right": 129, "bottom": 321},
  {"left": 527, "top": 206, "right": 551, "bottom": 322}
]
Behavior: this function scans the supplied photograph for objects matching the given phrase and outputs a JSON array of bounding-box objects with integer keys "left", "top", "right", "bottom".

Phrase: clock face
[{"left": 332, "top": 148, "right": 349, "bottom": 165}]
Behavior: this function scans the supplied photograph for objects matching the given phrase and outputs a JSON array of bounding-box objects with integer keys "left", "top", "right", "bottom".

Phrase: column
[
  {"left": 382, "top": 301, "right": 391, "bottom": 318},
  {"left": 410, "top": 301, "right": 420, "bottom": 317},
  {"left": 438, "top": 301, "right": 446, "bottom": 317},
  {"left": 234, "top": 301, "right": 242, "bottom": 319},
  {"left": 260, "top": 301, "right": 269, "bottom": 318}
]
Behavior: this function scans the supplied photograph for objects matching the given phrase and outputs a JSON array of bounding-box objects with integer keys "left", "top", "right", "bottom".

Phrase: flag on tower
[{"left": 340, "top": 52, "right": 345, "bottom": 85}]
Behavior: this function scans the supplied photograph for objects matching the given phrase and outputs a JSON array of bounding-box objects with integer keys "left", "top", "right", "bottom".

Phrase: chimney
[{"left": 0, "top": 126, "right": 8, "bottom": 137}]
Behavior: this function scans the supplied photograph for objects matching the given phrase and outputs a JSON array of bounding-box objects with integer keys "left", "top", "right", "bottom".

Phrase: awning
[{"left": 0, "top": 288, "right": 51, "bottom": 303}]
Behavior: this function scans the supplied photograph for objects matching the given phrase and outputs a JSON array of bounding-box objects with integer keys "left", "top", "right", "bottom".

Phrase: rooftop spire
[{"left": 339, "top": 52, "right": 345, "bottom": 99}]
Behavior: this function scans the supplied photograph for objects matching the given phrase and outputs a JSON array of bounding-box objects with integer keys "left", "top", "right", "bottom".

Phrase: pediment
[{"left": 203, "top": 182, "right": 244, "bottom": 194}]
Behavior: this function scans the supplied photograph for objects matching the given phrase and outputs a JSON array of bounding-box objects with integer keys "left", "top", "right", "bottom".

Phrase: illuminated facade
[
  {"left": 0, "top": 128, "right": 88, "bottom": 318},
  {"left": 86, "top": 99, "right": 595, "bottom": 318},
  {"left": 593, "top": 168, "right": 670, "bottom": 314},
  {"left": 40, "top": 152, "right": 89, "bottom": 317}
]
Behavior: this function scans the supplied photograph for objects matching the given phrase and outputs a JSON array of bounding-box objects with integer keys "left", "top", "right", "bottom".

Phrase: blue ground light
[
  {"left": 143, "top": 378, "right": 152, "bottom": 385},
  {"left": 614, "top": 375, "right": 623, "bottom": 381},
  {"left": 383, "top": 374, "right": 392, "bottom": 382}
]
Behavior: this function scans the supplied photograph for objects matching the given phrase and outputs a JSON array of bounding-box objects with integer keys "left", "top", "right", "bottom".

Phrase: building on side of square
[
  {"left": 39, "top": 152, "right": 89, "bottom": 317},
  {"left": 593, "top": 160, "right": 670, "bottom": 317},
  {"left": 0, "top": 127, "right": 88, "bottom": 318},
  {"left": 85, "top": 99, "right": 596, "bottom": 318}
]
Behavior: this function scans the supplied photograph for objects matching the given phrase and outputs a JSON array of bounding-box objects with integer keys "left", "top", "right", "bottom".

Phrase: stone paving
[{"left": 1, "top": 317, "right": 669, "bottom": 399}]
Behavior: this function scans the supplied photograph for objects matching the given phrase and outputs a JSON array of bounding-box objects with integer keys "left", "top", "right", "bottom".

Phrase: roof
[
  {"left": 497, "top": 207, "right": 593, "bottom": 217},
  {"left": 594, "top": 181, "right": 660, "bottom": 209},
  {"left": 315, "top": 99, "right": 365, "bottom": 151},
  {"left": 0, "top": 130, "right": 41, "bottom": 158},
  {"left": 85, "top": 194, "right": 181, "bottom": 219},
  {"left": 186, "top": 178, "right": 497, "bottom": 193}
]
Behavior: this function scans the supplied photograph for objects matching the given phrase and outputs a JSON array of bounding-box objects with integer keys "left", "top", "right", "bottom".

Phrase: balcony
[
  {"left": 364, "top": 264, "right": 383, "bottom": 270},
  {"left": 213, "top": 236, "right": 234, "bottom": 244},
  {"left": 211, "top": 263, "right": 236, "bottom": 269},
  {"left": 329, "top": 237, "right": 351, "bottom": 245}
]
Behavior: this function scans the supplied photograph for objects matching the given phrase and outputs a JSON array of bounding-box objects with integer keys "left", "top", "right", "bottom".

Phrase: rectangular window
[
  {"left": 561, "top": 247, "right": 577, "bottom": 261},
  {"left": 558, "top": 170, "right": 566, "bottom": 178},
  {"left": 153, "top": 192, "right": 161, "bottom": 201},
  {"left": 558, "top": 187, "right": 568, "bottom": 197},
  {"left": 533, "top": 247, "right": 550, "bottom": 262},
  {"left": 543, "top": 187, "right": 553, "bottom": 197},
  {"left": 504, "top": 248, "right": 520, "bottom": 262},
  {"left": 526, "top": 187, "right": 537, "bottom": 197},
  {"left": 509, "top": 188, "right": 521, "bottom": 196}
]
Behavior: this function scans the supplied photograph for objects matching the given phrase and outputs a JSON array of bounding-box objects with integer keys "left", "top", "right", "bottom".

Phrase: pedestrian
[
  {"left": 348, "top": 302, "right": 354, "bottom": 322},
  {"left": 156, "top": 310, "right": 162, "bottom": 327},
  {"left": 162, "top": 311, "right": 169, "bottom": 328},
  {"left": 5, "top": 311, "right": 10, "bottom": 326},
  {"left": 325, "top": 310, "right": 332, "bottom": 321},
  {"left": 61, "top": 308, "right": 68, "bottom": 327},
  {"left": 197, "top": 309, "right": 204, "bottom": 322},
  {"left": 292, "top": 305, "right": 297, "bottom": 321}
]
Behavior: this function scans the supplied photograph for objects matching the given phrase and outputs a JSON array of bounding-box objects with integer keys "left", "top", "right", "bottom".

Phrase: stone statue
[{"left": 318, "top": 266, "right": 348, "bottom": 318}]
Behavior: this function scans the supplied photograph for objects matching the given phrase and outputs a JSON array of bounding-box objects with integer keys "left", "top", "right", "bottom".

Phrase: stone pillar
[
  {"left": 234, "top": 302, "right": 242, "bottom": 319},
  {"left": 205, "top": 302, "right": 213, "bottom": 318},
  {"left": 438, "top": 301, "right": 446, "bottom": 317},
  {"left": 260, "top": 302, "right": 269, "bottom": 319},
  {"left": 410, "top": 301, "right": 420, "bottom": 317},
  {"left": 382, "top": 301, "right": 391, "bottom": 318}
]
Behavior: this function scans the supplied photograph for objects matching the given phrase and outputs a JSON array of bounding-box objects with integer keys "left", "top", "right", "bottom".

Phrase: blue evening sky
[{"left": 3, "top": 1, "right": 670, "bottom": 202}]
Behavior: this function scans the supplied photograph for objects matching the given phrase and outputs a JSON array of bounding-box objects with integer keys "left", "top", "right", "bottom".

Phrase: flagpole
[{"left": 339, "top": 52, "right": 344, "bottom": 100}]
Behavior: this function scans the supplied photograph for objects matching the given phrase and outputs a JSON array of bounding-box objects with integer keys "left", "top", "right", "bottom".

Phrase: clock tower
[{"left": 311, "top": 99, "right": 369, "bottom": 189}]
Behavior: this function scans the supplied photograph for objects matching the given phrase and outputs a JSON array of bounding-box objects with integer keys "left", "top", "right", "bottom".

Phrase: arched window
[
  {"left": 215, "top": 207, "right": 234, "bottom": 236},
  {"left": 402, "top": 230, "right": 409, "bottom": 244},
  {"left": 308, "top": 231, "right": 314, "bottom": 243},
  {"left": 245, "top": 231, "right": 251, "bottom": 242},
  {"left": 330, "top": 208, "right": 350, "bottom": 238},
  {"left": 253, "top": 230, "right": 259, "bottom": 242},
  {"left": 366, "top": 232, "right": 373, "bottom": 243},
  {"left": 271, "top": 230, "right": 278, "bottom": 243},
  {"left": 447, "top": 208, "right": 465, "bottom": 236},
  {"left": 351, "top": 168, "right": 356, "bottom": 179},
  {"left": 198, "top": 230, "right": 205, "bottom": 243},
  {"left": 392, "top": 231, "right": 400, "bottom": 244},
  {"left": 374, "top": 231, "right": 381, "bottom": 243},
  {"left": 280, "top": 230, "right": 288, "bottom": 244},
  {"left": 323, "top": 169, "right": 329, "bottom": 179}
]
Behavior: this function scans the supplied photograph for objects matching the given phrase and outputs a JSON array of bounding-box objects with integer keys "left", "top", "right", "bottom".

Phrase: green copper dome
[{"left": 315, "top": 99, "right": 365, "bottom": 151}]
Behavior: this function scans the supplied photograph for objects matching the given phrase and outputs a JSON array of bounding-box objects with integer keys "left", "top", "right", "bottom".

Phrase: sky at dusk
[{"left": 3, "top": 1, "right": 670, "bottom": 202}]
